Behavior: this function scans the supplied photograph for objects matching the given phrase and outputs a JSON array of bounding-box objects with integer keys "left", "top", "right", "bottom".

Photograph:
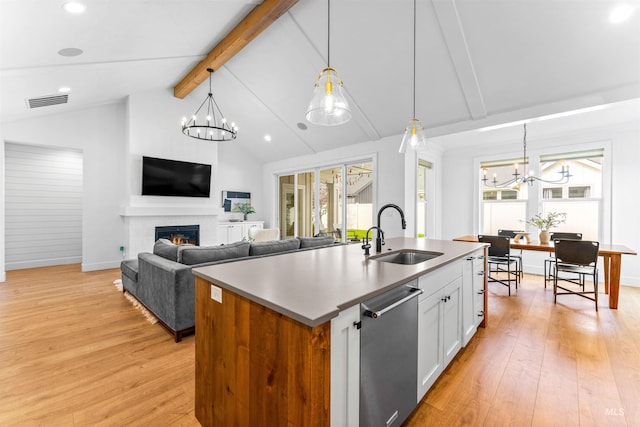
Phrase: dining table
[{"left": 453, "top": 235, "right": 637, "bottom": 309}]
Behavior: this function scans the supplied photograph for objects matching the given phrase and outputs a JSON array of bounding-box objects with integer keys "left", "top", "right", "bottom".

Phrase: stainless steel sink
[{"left": 371, "top": 250, "right": 443, "bottom": 265}]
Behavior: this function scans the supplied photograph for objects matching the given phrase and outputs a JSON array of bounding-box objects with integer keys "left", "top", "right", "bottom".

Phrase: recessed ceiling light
[
  {"left": 58, "top": 47, "right": 83, "bottom": 57},
  {"left": 62, "top": 2, "right": 86, "bottom": 14},
  {"left": 58, "top": 87, "right": 71, "bottom": 93},
  {"left": 610, "top": 4, "right": 634, "bottom": 23},
  {"left": 264, "top": 135, "right": 272, "bottom": 142}
]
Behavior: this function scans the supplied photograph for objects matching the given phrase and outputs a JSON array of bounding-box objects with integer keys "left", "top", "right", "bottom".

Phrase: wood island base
[{"left": 194, "top": 276, "right": 331, "bottom": 427}]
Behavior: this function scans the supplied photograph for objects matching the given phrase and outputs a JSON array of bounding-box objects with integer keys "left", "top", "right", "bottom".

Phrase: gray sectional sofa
[{"left": 120, "top": 236, "right": 337, "bottom": 342}]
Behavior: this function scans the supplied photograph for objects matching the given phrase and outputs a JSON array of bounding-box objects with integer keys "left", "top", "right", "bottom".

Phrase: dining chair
[
  {"left": 553, "top": 239, "right": 599, "bottom": 311},
  {"left": 478, "top": 235, "right": 519, "bottom": 295},
  {"left": 544, "top": 232, "right": 583, "bottom": 288},
  {"left": 498, "top": 229, "right": 524, "bottom": 278}
]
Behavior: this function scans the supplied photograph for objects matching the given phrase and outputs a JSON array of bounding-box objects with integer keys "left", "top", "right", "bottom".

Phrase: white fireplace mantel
[{"left": 119, "top": 206, "right": 224, "bottom": 217}]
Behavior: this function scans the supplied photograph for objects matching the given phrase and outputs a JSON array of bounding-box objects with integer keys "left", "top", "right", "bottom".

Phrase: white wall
[
  {"left": 2, "top": 102, "right": 127, "bottom": 273},
  {"left": 122, "top": 88, "right": 264, "bottom": 257},
  {"left": 217, "top": 142, "right": 265, "bottom": 224},
  {"left": 438, "top": 119, "right": 640, "bottom": 287}
]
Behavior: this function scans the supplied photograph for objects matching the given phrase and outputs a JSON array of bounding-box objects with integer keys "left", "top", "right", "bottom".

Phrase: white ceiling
[{"left": 1, "top": 0, "right": 639, "bottom": 162}]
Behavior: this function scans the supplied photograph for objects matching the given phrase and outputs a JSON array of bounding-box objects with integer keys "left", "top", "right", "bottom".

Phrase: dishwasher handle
[{"left": 363, "top": 287, "right": 423, "bottom": 319}]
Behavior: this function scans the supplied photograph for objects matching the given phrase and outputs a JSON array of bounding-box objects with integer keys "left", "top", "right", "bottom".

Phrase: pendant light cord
[
  {"left": 412, "top": 0, "right": 417, "bottom": 119},
  {"left": 327, "top": 0, "right": 331, "bottom": 67},
  {"left": 523, "top": 123, "right": 527, "bottom": 176}
]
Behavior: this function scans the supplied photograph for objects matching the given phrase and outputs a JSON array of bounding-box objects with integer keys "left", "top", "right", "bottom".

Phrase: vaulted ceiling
[{"left": 1, "top": 0, "right": 639, "bottom": 162}]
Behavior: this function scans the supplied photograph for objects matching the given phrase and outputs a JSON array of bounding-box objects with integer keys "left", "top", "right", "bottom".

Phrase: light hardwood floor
[{"left": 1, "top": 264, "right": 638, "bottom": 426}]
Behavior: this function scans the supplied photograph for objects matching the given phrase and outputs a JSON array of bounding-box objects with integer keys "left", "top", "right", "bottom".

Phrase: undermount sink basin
[{"left": 371, "top": 250, "right": 444, "bottom": 265}]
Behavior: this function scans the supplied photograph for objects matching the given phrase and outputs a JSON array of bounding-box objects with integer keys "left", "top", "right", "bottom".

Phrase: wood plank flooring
[{"left": 1, "top": 264, "right": 638, "bottom": 426}]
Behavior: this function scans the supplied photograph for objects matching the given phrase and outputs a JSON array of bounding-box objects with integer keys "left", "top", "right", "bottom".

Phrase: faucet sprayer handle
[
  {"left": 361, "top": 242, "right": 371, "bottom": 256},
  {"left": 401, "top": 219, "right": 407, "bottom": 229}
]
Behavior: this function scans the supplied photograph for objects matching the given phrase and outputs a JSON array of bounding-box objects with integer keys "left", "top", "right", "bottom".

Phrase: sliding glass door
[
  {"left": 278, "top": 172, "right": 316, "bottom": 239},
  {"left": 278, "top": 159, "right": 374, "bottom": 242}
]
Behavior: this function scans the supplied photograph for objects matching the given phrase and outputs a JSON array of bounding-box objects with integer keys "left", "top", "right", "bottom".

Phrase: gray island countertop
[{"left": 192, "top": 237, "right": 487, "bottom": 327}]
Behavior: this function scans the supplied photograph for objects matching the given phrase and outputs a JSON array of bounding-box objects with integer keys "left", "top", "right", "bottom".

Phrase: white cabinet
[
  {"left": 462, "top": 249, "right": 486, "bottom": 346},
  {"left": 217, "top": 221, "right": 263, "bottom": 244},
  {"left": 330, "top": 304, "right": 360, "bottom": 427},
  {"left": 217, "top": 223, "right": 243, "bottom": 244},
  {"left": 417, "top": 277, "right": 462, "bottom": 401}
]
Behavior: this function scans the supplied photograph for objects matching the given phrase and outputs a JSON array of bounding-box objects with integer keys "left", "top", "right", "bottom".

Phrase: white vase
[{"left": 539, "top": 230, "right": 550, "bottom": 244}]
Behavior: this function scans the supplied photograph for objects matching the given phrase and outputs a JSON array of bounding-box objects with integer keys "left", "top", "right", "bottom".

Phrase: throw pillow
[
  {"left": 249, "top": 238, "right": 301, "bottom": 256},
  {"left": 178, "top": 241, "right": 251, "bottom": 265},
  {"left": 298, "top": 236, "right": 336, "bottom": 249},
  {"left": 153, "top": 239, "right": 181, "bottom": 262}
]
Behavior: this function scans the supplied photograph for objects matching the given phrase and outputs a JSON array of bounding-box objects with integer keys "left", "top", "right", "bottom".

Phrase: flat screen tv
[{"left": 142, "top": 156, "right": 211, "bottom": 198}]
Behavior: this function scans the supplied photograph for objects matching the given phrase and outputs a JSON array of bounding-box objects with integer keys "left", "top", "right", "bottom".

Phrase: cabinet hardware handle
[
  {"left": 466, "top": 256, "right": 475, "bottom": 261},
  {"left": 477, "top": 310, "right": 485, "bottom": 316},
  {"left": 477, "top": 289, "right": 485, "bottom": 295},
  {"left": 477, "top": 271, "right": 485, "bottom": 275}
]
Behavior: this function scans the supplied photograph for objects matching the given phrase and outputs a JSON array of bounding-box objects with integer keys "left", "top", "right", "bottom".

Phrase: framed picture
[{"left": 222, "top": 191, "right": 251, "bottom": 212}]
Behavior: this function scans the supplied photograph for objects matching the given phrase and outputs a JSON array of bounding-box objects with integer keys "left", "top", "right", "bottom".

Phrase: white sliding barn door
[{"left": 5, "top": 143, "right": 83, "bottom": 270}]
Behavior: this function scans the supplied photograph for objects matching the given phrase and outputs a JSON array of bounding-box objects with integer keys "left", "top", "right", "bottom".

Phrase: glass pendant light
[
  {"left": 399, "top": 0, "right": 427, "bottom": 153},
  {"left": 306, "top": 0, "right": 351, "bottom": 126}
]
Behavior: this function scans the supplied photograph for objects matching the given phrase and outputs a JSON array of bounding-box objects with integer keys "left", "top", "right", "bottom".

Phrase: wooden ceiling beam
[{"left": 173, "top": 0, "right": 299, "bottom": 99}]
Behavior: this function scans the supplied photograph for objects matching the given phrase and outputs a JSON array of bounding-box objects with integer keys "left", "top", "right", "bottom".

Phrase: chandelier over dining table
[{"left": 482, "top": 123, "right": 572, "bottom": 188}]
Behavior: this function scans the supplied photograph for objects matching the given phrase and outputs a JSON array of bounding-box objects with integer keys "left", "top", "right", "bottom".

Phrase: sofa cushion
[
  {"left": 121, "top": 259, "right": 139, "bottom": 282},
  {"left": 249, "top": 238, "right": 301, "bottom": 256},
  {"left": 153, "top": 239, "right": 181, "bottom": 262},
  {"left": 298, "top": 236, "right": 336, "bottom": 248},
  {"left": 177, "top": 241, "right": 250, "bottom": 265}
]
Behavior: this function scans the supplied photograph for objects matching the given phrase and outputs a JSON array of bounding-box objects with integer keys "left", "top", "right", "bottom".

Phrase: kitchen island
[{"left": 192, "top": 237, "right": 487, "bottom": 426}]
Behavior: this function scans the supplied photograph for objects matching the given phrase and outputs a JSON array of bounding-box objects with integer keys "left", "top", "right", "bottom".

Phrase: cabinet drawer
[{"left": 418, "top": 260, "right": 463, "bottom": 301}]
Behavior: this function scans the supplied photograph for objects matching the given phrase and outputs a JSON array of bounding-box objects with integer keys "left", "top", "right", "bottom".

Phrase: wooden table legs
[{"left": 607, "top": 253, "right": 622, "bottom": 309}]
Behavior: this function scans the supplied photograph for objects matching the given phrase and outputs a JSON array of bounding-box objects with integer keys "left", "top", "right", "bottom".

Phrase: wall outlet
[{"left": 210, "top": 285, "right": 222, "bottom": 303}]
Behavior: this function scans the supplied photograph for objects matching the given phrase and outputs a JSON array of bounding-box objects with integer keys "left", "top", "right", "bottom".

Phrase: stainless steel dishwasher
[{"left": 360, "top": 281, "right": 422, "bottom": 427}]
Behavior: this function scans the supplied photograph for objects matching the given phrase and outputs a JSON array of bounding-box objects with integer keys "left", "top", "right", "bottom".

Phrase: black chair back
[
  {"left": 554, "top": 239, "right": 599, "bottom": 266},
  {"left": 550, "top": 232, "right": 582, "bottom": 240},
  {"left": 498, "top": 229, "right": 524, "bottom": 238},
  {"left": 478, "top": 235, "right": 511, "bottom": 257}
]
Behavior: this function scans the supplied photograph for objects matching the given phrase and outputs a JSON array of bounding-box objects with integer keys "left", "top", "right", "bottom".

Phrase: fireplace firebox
[{"left": 155, "top": 225, "right": 200, "bottom": 246}]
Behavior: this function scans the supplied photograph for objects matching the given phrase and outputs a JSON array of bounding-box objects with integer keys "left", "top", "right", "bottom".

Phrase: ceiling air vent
[{"left": 26, "top": 94, "right": 69, "bottom": 109}]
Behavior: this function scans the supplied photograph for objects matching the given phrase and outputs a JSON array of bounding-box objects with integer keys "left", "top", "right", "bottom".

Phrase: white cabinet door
[
  {"left": 217, "top": 223, "right": 243, "bottom": 244},
  {"left": 417, "top": 291, "right": 444, "bottom": 401},
  {"left": 462, "top": 249, "right": 485, "bottom": 346},
  {"left": 442, "top": 278, "right": 462, "bottom": 367},
  {"left": 417, "top": 260, "right": 465, "bottom": 402},
  {"left": 330, "top": 304, "right": 360, "bottom": 427}
]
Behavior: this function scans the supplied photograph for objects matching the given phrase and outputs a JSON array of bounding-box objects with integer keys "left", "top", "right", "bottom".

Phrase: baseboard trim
[
  {"left": 5, "top": 257, "right": 81, "bottom": 271},
  {"left": 82, "top": 260, "right": 122, "bottom": 272}
]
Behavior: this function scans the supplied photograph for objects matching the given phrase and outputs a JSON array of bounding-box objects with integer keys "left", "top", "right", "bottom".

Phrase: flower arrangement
[
  {"left": 526, "top": 211, "right": 566, "bottom": 231},
  {"left": 233, "top": 202, "right": 255, "bottom": 218}
]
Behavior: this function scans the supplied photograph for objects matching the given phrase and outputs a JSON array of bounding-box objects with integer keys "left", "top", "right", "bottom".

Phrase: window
[
  {"left": 568, "top": 186, "right": 590, "bottom": 198},
  {"left": 416, "top": 160, "right": 432, "bottom": 237},
  {"left": 540, "top": 150, "right": 603, "bottom": 240},
  {"left": 278, "top": 160, "right": 374, "bottom": 242},
  {"left": 542, "top": 187, "right": 562, "bottom": 199},
  {"left": 480, "top": 159, "right": 528, "bottom": 234},
  {"left": 479, "top": 149, "right": 604, "bottom": 241}
]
